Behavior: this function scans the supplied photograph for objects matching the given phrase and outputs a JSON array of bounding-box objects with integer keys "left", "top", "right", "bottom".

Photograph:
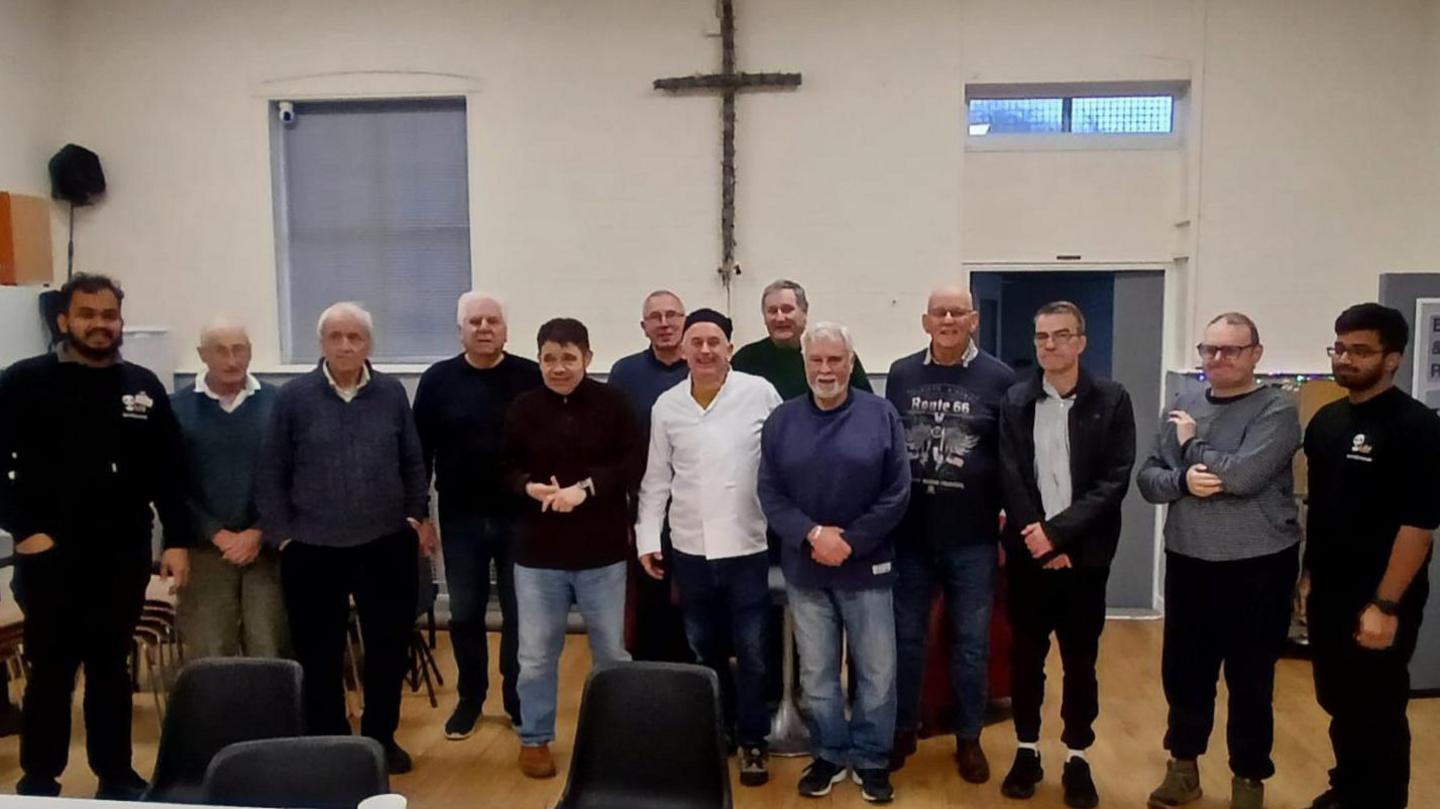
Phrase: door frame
[{"left": 964, "top": 260, "right": 1177, "bottom": 615}]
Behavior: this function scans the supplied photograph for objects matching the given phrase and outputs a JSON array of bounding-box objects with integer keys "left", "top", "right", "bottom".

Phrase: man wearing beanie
[{"left": 637, "top": 308, "right": 782, "bottom": 785}]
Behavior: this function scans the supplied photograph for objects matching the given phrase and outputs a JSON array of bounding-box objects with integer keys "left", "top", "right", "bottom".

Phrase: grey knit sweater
[{"left": 1137, "top": 386, "right": 1301, "bottom": 561}]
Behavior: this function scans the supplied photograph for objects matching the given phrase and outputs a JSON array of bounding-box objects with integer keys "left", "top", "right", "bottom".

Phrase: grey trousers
[{"left": 178, "top": 545, "right": 291, "bottom": 659}]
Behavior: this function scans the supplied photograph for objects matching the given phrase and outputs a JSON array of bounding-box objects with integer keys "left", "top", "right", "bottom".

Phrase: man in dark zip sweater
[
  {"left": 996, "top": 301, "right": 1136, "bottom": 808},
  {"left": 500, "top": 317, "right": 645, "bottom": 779},
  {"left": 0, "top": 274, "right": 191, "bottom": 799}
]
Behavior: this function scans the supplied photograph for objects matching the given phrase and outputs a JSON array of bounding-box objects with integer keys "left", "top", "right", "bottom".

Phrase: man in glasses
[
  {"left": 885, "top": 283, "right": 1015, "bottom": 779},
  {"left": 609, "top": 290, "right": 694, "bottom": 664},
  {"left": 996, "top": 301, "right": 1136, "bottom": 808},
  {"left": 1300, "top": 303, "right": 1440, "bottom": 809},
  {"left": 1138, "top": 312, "right": 1302, "bottom": 809}
]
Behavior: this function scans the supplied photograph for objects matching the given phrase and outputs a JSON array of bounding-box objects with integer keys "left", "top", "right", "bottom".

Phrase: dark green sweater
[
  {"left": 171, "top": 382, "right": 277, "bottom": 541},
  {"left": 731, "top": 337, "right": 872, "bottom": 401}
]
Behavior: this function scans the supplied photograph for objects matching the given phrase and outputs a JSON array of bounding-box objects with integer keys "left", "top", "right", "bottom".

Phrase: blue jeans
[
  {"left": 514, "top": 561, "right": 630, "bottom": 745},
  {"left": 893, "top": 543, "right": 998, "bottom": 739},
  {"left": 438, "top": 507, "right": 520, "bottom": 721},
  {"left": 788, "top": 584, "right": 897, "bottom": 771},
  {"left": 669, "top": 549, "right": 772, "bottom": 748}
]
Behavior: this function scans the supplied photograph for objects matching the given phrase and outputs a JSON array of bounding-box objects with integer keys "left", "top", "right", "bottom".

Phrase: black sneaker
[
  {"left": 797, "top": 758, "right": 847, "bottom": 798},
  {"left": 1001, "top": 748, "right": 1044, "bottom": 799},
  {"left": 444, "top": 699, "right": 483, "bottom": 740},
  {"left": 1062, "top": 757, "right": 1099, "bottom": 809},
  {"left": 16, "top": 775, "right": 62, "bottom": 797},
  {"left": 385, "top": 742, "right": 413, "bottom": 775},
  {"left": 95, "top": 769, "right": 148, "bottom": 801},
  {"left": 739, "top": 746, "right": 769, "bottom": 787},
  {"left": 851, "top": 767, "right": 895, "bottom": 804}
]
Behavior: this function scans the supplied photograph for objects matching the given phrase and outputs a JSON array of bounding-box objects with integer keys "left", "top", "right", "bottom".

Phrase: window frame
[
  {"left": 965, "top": 81, "right": 1188, "bottom": 152},
  {"left": 268, "top": 94, "right": 473, "bottom": 366}
]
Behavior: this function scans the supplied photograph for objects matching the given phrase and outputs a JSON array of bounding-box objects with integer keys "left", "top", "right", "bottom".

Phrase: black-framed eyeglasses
[
  {"left": 1326, "top": 344, "right": 1383, "bottom": 360},
  {"left": 1034, "top": 330, "right": 1082, "bottom": 345},
  {"left": 1196, "top": 343, "right": 1256, "bottom": 360}
]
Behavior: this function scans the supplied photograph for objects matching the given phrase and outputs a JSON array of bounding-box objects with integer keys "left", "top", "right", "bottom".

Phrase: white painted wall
[
  {"left": 29, "top": 0, "right": 1440, "bottom": 375},
  {"left": 0, "top": 0, "right": 61, "bottom": 197}
]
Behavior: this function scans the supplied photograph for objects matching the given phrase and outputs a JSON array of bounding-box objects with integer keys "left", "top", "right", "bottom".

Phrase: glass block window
[{"left": 1071, "top": 96, "right": 1173, "bottom": 134}]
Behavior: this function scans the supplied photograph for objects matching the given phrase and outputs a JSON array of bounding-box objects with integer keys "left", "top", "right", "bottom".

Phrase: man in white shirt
[{"left": 637, "top": 308, "right": 782, "bottom": 787}]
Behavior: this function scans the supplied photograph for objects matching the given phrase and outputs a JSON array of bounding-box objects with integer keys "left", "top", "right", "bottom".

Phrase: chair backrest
[
  {"left": 202, "top": 736, "right": 389, "bottom": 809},
  {"left": 556, "top": 662, "right": 731, "bottom": 809},
  {"left": 148, "top": 658, "right": 305, "bottom": 799}
]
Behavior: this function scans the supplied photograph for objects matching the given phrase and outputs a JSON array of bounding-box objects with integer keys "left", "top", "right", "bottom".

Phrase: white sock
[
  {"left": 1067, "top": 749, "right": 1087, "bottom": 762},
  {"left": 1017, "top": 742, "right": 1039, "bottom": 752}
]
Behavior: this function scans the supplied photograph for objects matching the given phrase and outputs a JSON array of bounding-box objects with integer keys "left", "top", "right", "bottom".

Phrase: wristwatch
[
  {"left": 1369, "top": 597, "right": 1400, "bottom": 616},
  {"left": 578, "top": 477, "right": 596, "bottom": 497}
]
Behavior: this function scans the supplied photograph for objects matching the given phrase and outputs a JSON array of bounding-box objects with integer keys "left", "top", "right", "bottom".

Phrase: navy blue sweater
[
  {"left": 758, "top": 390, "right": 911, "bottom": 590},
  {"left": 607, "top": 347, "right": 688, "bottom": 437},
  {"left": 171, "top": 382, "right": 277, "bottom": 541},
  {"left": 885, "top": 348, "right": 1015, "bottom": 549},
  {"left": 257, "top": 364, "right": 429, "bottom": 548}
]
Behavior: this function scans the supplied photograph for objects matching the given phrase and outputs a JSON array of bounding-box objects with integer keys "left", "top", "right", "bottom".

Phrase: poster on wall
[{"left": 1415, "top": 298, "right": 1440, "bottom": 413}]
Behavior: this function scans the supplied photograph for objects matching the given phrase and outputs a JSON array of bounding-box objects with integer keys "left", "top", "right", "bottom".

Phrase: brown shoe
[
  {"left": 518, "top": 743, "right": 557, "bottom": 779},
  {"left": 889, "top": 729, "right": 919, "bottom": 772},
  {"left": 955, "top": 737, "right": 990, "bottom": 784}
]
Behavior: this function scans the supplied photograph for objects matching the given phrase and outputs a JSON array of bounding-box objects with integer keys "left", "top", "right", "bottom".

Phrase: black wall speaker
[{"left": 48, "top": 144, "right": 106, "bottom": 207}]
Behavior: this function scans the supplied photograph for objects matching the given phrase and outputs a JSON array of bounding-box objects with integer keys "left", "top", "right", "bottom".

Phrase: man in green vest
[{"left": 732, "top": 279, "right": 872, "bottom": 399}]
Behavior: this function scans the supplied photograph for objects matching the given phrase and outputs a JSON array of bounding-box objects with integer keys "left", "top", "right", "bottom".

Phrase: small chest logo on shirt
[
  {"left": 1346, "top": 432, "right": 1374, "bottom": 462},
  {"left": 872, "top": 562, "right": 892, "bottom": 576},
  {"left": 121, "top": 391, "right": 154, "bottom": 420}
]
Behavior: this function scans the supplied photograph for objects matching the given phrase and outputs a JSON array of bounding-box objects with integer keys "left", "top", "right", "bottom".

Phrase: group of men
[{"left": 0, "top": 272, "right": 1433, "bottom": 809}]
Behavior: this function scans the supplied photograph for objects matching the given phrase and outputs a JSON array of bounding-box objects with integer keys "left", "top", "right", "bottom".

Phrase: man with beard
[
  {"left": 608, "top": 289, "right": 693, "bottom": 663},
  {"left": 1301, "top": 303, "right": 1440, "bottom": 809},
  {"left": 414, "top": 291, "right": 541, "bottom": 738},
  {"left": 0, "top": 273, "right": 191, "bottom": 798}
]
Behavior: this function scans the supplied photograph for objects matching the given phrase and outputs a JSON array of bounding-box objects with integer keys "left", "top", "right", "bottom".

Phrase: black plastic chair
[
  {"left": 201, "top": 736, "right": 389, "bottom": 809},
  {"left": 145, "top": 658, "right": 305, "bottom": 803},
  {"left": 556, "top": 662, "right": 731, "bottom": 809}
]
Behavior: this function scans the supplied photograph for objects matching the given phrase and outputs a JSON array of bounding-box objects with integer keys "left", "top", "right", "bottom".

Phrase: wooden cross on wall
[{"left": 654, "top": 0, "right": 801, "bottom": 311}]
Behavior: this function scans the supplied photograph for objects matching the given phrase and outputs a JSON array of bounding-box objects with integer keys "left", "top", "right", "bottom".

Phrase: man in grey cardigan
[
  {"left": 1138, "top": 312, "right": 1301, "bottom": 809},
  {"left": 258, "top": 302, "right": 438, "bottom": 775}
]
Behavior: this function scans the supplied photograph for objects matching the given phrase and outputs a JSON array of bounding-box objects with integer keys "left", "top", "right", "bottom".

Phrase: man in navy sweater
[
  {"left": 885, "top": 283, "right": 1015, "bottom": 780},
  {"left": 0, "top": 273, "right": 190, "bottom": 799},
  {"left": 257, "top": 301, "right": 437, "bottom": 775},
  {"left": 759, "top": 322, "right": 910, "bottom": 804},
  {"left": 172, "top": 319, "right": 288, "bottom": 660},
  {"left": 607, "top": 289, "right": 693, "bottom": 664},
  {"left": 414, "top": 292, "right": 541, "bottom": 739}
]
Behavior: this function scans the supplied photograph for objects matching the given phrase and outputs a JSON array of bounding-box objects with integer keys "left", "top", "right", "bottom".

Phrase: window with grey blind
[{"left": 271, "top": 97, "right": 470, "bottom": 363}]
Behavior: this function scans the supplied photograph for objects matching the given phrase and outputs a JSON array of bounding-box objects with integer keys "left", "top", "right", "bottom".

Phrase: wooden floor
[{"left": 0, "top": 619, "right": 1436, "bottom": 808}]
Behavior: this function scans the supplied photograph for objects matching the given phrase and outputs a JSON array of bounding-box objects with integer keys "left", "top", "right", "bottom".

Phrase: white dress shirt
[
  {"left": 636, "top": 370, "right": 782, "bottom": 560},
  {"left": 1033, "top": 377, "right": 1075, "bottom": 519}
]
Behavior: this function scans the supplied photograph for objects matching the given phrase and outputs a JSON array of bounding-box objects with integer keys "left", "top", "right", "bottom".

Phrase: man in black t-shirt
[{"left": 1302, "top": 303, "right": 1440, "bottom": 809}]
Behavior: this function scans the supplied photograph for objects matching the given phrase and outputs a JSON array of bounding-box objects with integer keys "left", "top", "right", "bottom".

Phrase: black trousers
[
  {"left": 630, "top": 524, "right": 694, "bottom": 664},
  {"left": 437, "top": 507, "right": 520, "bottom": 721},
  {"left": 281, "top": 530, "right": 418, "bottom": 746},
  {"left": 1161, "top": 545, "right": 1298, "bottom": 780},
  {"left": 1007, "top": 562, "right": 1109, "bottom": 749},
  {"left": 12, "top": 546, "right": 150, "bottom": 784},
  {"left": 1309, "top": 579, "right": 1426, "bottom": 809}
]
